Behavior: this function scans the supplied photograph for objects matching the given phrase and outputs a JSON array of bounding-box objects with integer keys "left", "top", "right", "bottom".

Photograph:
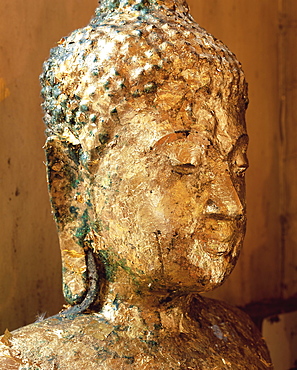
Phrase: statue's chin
[
  {"left": 164, "top": 239, "right": 242, "bottom": 293},
  {"left": 167, "top": 237, "right": 242, "bottom": 291},
  {"left": 137, "top": 254, "right": 238, "bottom": 296},
  {"left": 194, "top": 244, "right": 242, "bottom": 292}
]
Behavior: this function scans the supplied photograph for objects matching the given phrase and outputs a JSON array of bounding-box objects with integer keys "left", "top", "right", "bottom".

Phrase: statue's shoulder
[
  {"left": 0, "top": 313, "right": 115, "bottom": 369},
  {"left": 184, "top": 294, "right": 273, "bottom": 369},
  {"left": 0, "top": 300, "right": 273, "bottom": 370}
]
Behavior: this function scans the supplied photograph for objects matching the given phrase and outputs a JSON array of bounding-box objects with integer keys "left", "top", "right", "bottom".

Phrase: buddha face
[{"left": 92, "top": 94, "right": 248, "bottom": 293}]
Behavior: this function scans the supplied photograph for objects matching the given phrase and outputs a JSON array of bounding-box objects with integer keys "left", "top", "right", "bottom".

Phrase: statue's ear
[{"left": 44, "top": 137, "right": 90, "bottom": 305}]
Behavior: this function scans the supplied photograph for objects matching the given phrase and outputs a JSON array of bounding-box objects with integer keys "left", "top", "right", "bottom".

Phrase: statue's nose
[{"left": 203, "top": 170, "right": 244, "bottom": 219}]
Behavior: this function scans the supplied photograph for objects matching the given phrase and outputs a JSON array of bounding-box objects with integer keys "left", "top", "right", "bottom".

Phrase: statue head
[{"left": 40, "top": 1, "right": 248, "bottom": 305}]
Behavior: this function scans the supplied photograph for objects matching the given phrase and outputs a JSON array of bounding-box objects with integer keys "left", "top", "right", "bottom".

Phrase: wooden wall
[
  {"left": 280, "top": 0, "right": 297, "bottom": 300},
  {"left": 0, "top": 0, "right": 296, "bottom": 334}
]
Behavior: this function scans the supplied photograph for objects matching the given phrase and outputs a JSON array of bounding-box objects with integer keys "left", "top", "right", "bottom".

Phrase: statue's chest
[{"left": 89, "top": 326, "right": 270, "bottom": 370}]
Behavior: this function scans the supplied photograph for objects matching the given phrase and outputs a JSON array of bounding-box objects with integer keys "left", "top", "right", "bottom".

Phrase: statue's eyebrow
[
  {"left": 222, "top": 133, "right": 248, "bottom": 156},
  {"left": 234, "top": 134, "right": 249, "bottom": 148},
  {"left": 152, "top": 130, "right": 211, "bottom": 150},
  {"left": 152, "top": 131, "right": 189, "bottom": 148},
  {"left": 216, "top": 132, "right": 248, "bottom": 156}
]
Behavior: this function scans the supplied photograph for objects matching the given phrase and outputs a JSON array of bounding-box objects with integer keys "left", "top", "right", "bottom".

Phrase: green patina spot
[
  {"left": 113, "top": 294, "right": 120, "bottom": 309},
  {"left": 90, "top": 114, "right": 97, "bottom": 123},
  {"left": 80, "top": 104, "right": 89, "bottom": 112},
  {"left": 134, "top": 29, "right": 143, "bottom": 37},
  {"left": 117, "top": 258, "right": 133, "bottom": 274},
  {"left": 80, "top": 151, "right": 90, "bottom": 167},
  {"left": 118, "top": 258, "right": 140, "bottom": 288},
  {"left": 63, "top": 280, "right": 86, "bottom": 305},
  {"left": 60, "top": 99, "right": 67, "bottom": 109},
  {"left": 105, "top": 0, "right": 120, "bottom": 10},
  {"left": 67, "top": 143, "right": 81, "bottom": 166},
  {"left": 70, "top": 106, "right": 79, "bottom": 115},
  {"left": 133, "top": 0, "right": 150, "bottom": 11},
  {"left": 99, "top": 132, "right": 110, "bottom": 144},
  {"left": 92, "top": 68, "right": 99, "bottom": 76},
  {"left": 69, "top": 206, "right": 79, "bottom": 217},
  {"left": 52, "top": 85, "right": 61, "bottom": 98},
  {"left": 75, "top": 209, "right": 90, "bottom": 244},
  {"left": 40, "top": 86, "right": 48, "bottom": 98},
  {"left": 97, "top": 250, "right": 117, "bottom": 281},
  {"left": 95, "top": 0, "right": 161, "bottom": 16},
  {"left": 86, "top": 199, "right": 93, "bottom": 207},
  {"left": 71, "top": 178, "right": 80, "bottom": 189},
  {"left": 104, "top": 81, "right": 110, "bottom": 90},
  {"left": 97, "top": 250, "right": 140, "bottom": 284}
]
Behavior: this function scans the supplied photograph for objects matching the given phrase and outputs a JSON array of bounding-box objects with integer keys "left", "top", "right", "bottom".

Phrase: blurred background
[{"left": 1, "top": 0, "right": 296, "bottom": 368}]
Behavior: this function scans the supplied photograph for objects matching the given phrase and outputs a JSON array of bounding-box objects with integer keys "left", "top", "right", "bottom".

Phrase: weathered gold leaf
[
  {"left": 1, "top": 329, "right": 12, "bottom": 347},
  {"left": 62, "top": 249, "right": 85, "bottom": 258}
]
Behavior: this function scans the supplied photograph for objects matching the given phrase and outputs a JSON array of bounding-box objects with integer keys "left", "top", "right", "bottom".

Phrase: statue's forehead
[{"left": 113, "top": 98, "right": 247, "bottom": 156}]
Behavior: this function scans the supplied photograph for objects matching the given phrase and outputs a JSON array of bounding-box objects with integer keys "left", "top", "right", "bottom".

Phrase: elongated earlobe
[{"left": 45, "top": 137, "right": 90, "bottom": 305}]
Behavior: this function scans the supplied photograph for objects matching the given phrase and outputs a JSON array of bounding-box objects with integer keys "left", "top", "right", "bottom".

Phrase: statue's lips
[
  {"left": 199, "top": 239, "right": 236, "bottom": 256},
  {"left": 193, "top": 220, "right": 241, "bottom": 256}
]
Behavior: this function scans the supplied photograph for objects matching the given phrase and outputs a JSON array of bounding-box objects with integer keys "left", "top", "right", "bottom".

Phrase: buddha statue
[{"left": 0, "top": 0, "right": 273, "bottom": 368}]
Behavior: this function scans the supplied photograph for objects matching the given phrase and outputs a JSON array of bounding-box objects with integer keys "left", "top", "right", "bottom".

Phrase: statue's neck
[
  {"left": 99, "top": 277, "right": 194, "bottom": 333},
  {"left": 98, "top": 268, "right": 193, "bottom": 329},
  {"left": 95, "top": 0, "right": 189, "bottom": 16}
]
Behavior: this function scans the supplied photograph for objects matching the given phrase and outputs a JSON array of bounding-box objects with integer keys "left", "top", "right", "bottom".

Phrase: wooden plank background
[{"left": 0, "top": 0, "right": 296, "bottom": 341}]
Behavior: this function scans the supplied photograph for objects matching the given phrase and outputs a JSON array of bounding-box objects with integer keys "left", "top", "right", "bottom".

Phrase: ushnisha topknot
[
  {"left": 94, "top": 0, "right": 190, "bottom": 15},
  {"left": 40, "top": 0, "right": 247, "bottom": 152}
]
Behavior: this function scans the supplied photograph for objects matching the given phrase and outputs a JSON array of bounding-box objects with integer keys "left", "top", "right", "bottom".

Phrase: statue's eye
[
  {"left": 172, "top": 163, "right": 197, "bottom": 175},
  {"left": 235, "top": 165, "right": 248, "bottom": 177},
  {"left": 233, "top": 152, "right": 249, "bottom": 177},
  {"left": 228, "top": 134, "right": 249, "bottom": 179},
  {"left": 164, "top": 142, "right": 203, "bottom": 172}
]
